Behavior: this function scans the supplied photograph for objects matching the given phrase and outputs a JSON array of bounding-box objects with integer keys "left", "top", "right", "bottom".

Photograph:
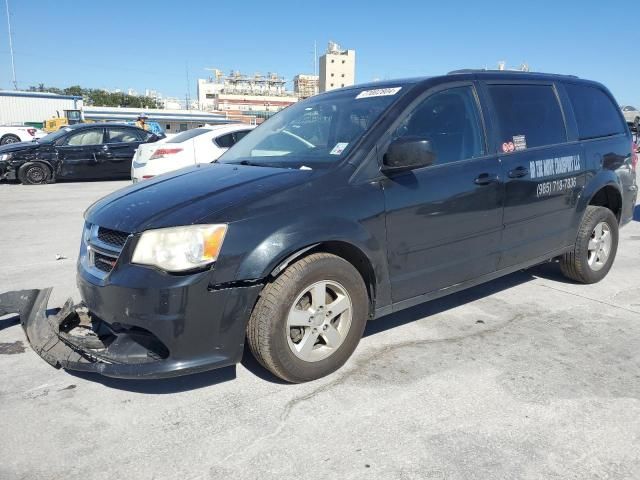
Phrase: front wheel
[
  {"left": 246, "top": 252, "right": 369, "bottom": 383},
  {"left": 560, "top": 206, "right": 619, "bottom": 283},
  {"left": 17, "top": 162, "right": 52, "bottom": 185}
]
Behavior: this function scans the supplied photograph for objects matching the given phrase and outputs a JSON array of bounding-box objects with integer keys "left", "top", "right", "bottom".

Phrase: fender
[
  {"left": 576, "top": 169, "right": 623, "bottom": 222},
  {"left": 232, "top": 215, "right": 393, "bottom": 310}
]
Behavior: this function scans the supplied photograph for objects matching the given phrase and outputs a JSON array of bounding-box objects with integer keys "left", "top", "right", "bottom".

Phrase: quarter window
[
  {"left": 565, "top": 84, "right": 625, "bottom": 140},
  {"left": 65, "top": 129, "right": 104, "bottom": 146},
  {"left": 488, "top": 84, "right": 566, "bottom": 150},
  {"left": 215, "top": 133, "right": 235, "bottom": 148},
  {"left": 233, "top": 130, "right": 251, "bottom": 142},
  {"left": 392, "top": 86, "right": 485, "bottom": 166}
]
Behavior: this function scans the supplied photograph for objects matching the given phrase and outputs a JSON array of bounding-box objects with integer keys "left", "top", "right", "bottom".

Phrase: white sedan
[
  {"left": 0, "top": 125, "right": 47, "bottom": 145},
  {"left": 131, "top": 123, "right": 255, "bottom": 182}
]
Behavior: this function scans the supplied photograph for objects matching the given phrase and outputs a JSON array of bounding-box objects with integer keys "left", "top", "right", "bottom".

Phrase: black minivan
[{"left": 19, "top": 71, "right": 638, "bottom": 382}]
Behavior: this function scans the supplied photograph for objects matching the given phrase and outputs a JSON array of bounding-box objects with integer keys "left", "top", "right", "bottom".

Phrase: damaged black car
[
  {"left": 0, "top": 123, "right": 162, "bottom": 184},
  {"left": 5, "top": 71, "right": 637, "bottom": 383}
]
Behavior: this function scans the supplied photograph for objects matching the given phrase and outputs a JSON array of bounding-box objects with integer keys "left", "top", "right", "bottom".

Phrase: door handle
[
  {"left": 474, "top": 173, "right": 498, "bottom": 185},
  {"left": 508, "top": 166, "right": 529, "bottom": 178},
  {"left": 100, "top": 145, "right": 113, "bottom": 158}
]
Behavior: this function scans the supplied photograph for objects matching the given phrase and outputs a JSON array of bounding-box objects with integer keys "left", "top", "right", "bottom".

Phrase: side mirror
[{"left": 382, "top": 137, "right": 436, "bottom": 173}]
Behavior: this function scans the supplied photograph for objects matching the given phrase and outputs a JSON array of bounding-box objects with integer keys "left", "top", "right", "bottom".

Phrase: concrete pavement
[{"left": 0, "top": 179, "right": 639, "bottom": 480}]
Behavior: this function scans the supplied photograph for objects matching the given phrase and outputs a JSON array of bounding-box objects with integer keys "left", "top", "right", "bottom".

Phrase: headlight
[
  {"left": 132, "top": 224, "right": 227, "bottom": 272},
  {"left": 0, "top": 153, "right": 12, "bottom": 161}
]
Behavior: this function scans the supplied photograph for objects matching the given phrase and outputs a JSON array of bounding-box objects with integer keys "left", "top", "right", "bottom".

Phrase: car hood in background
[{"left": 86, "top": 163, "right": 312, "bottom": 233}]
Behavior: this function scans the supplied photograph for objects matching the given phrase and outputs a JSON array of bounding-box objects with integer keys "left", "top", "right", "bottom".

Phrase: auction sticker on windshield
[
  {"left": 330, "top": 142, "right": 349, "bottom": 155},
  {"left": 355, "top": 87, "right": 402, "bottom": 99}
]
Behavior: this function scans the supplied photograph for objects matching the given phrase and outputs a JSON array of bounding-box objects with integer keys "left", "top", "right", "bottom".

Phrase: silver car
[{"left": 621, "top": 105, "right": 640, "bottom": 130}]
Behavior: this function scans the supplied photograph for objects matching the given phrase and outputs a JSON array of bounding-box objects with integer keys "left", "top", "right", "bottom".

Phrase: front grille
[
  {"left": 83, "top": 224, "right": 130, "bottom": 278},
  {"left": 97, "top": 227, "right": 129, "bottom": 249},
  {"left": 94, "top": 252, "right": 117, "bottom": 273}
]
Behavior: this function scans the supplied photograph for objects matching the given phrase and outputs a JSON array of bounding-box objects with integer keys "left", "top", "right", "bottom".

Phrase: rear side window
[
  {"left": 233, "top": 130, "right": 251, "bottom": 142},
  {"left": 215, "top": 133, "right": 235, "bottom": 148},
  {"left": 488, "top": 84, "right": 566, "bottom": 151},
  {"left": 565, "top": 84, "right": 625, "bottom": 140}
]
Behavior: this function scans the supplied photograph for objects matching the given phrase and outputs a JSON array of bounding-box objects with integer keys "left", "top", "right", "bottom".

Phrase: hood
[
  {"left": 0, "top": 141, "right": 39, "bottom": 154},
  {"left": 86, "top": 163, "right": 312, "bottom": 233}
]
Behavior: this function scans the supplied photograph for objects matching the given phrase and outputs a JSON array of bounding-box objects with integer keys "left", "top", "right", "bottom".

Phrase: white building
[
  {"left": 82, "top": 106, "right": 235, "bottom": 133},
  {"left": 0, "top": 90, "right": 83, "bottom": 126},
  {"left": 319, "top": 42, "right": 355, "bottom": 93},
  {"left": 197, "top": 70, "right": 297, "bottom": 119}
]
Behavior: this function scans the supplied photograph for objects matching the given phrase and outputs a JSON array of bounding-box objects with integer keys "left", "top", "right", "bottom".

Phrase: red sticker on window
[{"left": 502, "top": 141, "right": 515, "bottom": 153}]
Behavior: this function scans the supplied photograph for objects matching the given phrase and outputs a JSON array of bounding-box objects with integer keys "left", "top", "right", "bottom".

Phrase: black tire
[
  {"left": 635, "top": 117, "right": 640, "bottom": 133},
  {"left": 17, "top": 162, "right": 52, "bottom": 185},
  {"left": 560, "top": 206, "right": 619, "bottom": 284},
  {"left": 246, "top": 252, "right": 369, "bottom": 383},
  {"left": 0, "top": 134, "right": 20, "bottom": 145}
]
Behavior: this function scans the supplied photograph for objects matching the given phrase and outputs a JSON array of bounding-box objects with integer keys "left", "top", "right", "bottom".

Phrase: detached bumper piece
[{"left": 3, "top": 289, "right": 171, "bottom": 378}]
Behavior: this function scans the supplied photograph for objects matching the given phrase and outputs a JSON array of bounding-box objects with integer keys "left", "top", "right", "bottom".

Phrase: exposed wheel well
[
  {"left": 589, "top": 185, "right": 622, "bottom": 222},
  {"left": 271, "top": 241, "right": 377, "bottom": 318}
]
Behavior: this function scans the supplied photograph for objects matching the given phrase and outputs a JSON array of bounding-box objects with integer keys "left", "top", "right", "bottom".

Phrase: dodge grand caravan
[{"left": 13, "top": 71, "right": 638, "bottom": 382}]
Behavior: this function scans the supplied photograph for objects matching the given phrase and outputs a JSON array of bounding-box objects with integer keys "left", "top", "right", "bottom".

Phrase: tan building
[
  {"left": 319, "top": 42, "right": 355, "bottom": 93},
  {"left": 293, "top": 74, "right": 319, "bottom": 99}
]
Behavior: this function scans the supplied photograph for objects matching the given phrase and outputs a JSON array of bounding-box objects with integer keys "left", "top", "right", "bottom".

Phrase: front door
[
  {"left": 382, "top": 85, "right": 503, "bottom": 303},
  {"left": 56, "top": 128, "right": 105, "bottom": 179}
]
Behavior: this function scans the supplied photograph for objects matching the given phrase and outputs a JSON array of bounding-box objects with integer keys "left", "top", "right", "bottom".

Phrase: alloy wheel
[{"left": 286, "top": 280, "right": 353, "bottom": 362}]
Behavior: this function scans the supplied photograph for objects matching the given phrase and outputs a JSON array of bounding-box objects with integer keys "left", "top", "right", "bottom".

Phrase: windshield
[{"left": 218, "top": 86, "right": 405, "bottom": 168}]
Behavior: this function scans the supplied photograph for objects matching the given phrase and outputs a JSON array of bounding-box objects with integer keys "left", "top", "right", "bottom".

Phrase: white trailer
[{"left": 0, "top": 90, "right": 82, "bottom": 126}]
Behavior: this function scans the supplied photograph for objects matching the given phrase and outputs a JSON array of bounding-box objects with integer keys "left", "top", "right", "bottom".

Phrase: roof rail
[{"left": 447, "top": 69, "right": 578, "bottom": 78}]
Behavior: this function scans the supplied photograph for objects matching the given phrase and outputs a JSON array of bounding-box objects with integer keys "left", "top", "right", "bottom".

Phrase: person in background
[{"left": 135, "top": 113, "right": 149, "bottom": 130}]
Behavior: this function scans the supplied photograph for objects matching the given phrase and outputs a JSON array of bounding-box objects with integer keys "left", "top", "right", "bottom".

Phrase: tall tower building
[{"left": 319, "top": 41, "right": 355, "bottom": 93}]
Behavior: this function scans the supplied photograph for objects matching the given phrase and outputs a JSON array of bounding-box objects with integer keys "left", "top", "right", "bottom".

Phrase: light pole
[{"left": 5, "top": 0, "right": 17, "bottom": 89}]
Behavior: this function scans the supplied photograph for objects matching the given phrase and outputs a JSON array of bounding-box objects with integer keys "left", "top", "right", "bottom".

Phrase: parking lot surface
[{"left": 1, "top": 179, "right": 639, "bottom": 480}]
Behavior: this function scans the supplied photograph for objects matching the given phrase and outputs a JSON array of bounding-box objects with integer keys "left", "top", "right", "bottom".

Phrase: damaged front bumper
[{"left": 1, "top": 280, "right": 262, "bottom": 379}]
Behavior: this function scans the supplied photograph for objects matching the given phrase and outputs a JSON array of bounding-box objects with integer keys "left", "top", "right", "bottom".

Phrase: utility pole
[
  {"left": 185, "top": 62, "right": 191, "bottom": 110},
  {"left": 5, "top": 0, "right": 17, "bottom": 89},
  {"left": 313, "top": 40, "right": 317, "bottom": 77}
]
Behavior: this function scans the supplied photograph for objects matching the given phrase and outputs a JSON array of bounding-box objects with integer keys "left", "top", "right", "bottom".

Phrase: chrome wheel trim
[
  {"left": 587, "top": 221, "right": 612, "bottom": 272},
  {"left": 286, "top": 280, "right": 353, "bottom": 363}
]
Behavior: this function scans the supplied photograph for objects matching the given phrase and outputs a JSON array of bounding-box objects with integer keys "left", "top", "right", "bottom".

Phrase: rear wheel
[
  {"left": 560, "top": 206, "right": 618, "bottom": 283},
  {"left": 0, "top": 134, "right": 20, "bottom": 145},
  {"left": 246, "top": 253, "right": 369, "bottom": 383},
  {"left": 18, "top": 162, "right": 52, "bottom": 185}
]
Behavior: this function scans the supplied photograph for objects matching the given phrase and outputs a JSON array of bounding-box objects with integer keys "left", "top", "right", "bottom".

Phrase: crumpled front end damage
[{"left": 0, "top": 289, "right": 179, "bottom": 378}]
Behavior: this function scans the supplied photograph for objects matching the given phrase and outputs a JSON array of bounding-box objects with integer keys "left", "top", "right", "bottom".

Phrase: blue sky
[{"left": 0, "top": 0, "right": 636, "bottom": 105}]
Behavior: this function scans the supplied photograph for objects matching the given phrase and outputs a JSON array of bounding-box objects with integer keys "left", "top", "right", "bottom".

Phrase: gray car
[{"left": 621, "top": 105, "right": 640, "bottom": 131}]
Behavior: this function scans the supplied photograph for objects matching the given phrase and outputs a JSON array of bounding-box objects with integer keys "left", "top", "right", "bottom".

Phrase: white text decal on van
[{"left": 355, "top": 87, "right": 402, "bottom": 99}]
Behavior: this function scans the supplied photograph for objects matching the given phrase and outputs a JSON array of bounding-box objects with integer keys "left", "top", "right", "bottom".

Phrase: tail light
[
  {"left": 149, "top": 148, "right": 183, "bottom": 160},
  {"left": 632, "top": 140, "right": 638, "bottom": 172},
  {"left": 27, "top": 128, "right": 37, "bottom": 136}
]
